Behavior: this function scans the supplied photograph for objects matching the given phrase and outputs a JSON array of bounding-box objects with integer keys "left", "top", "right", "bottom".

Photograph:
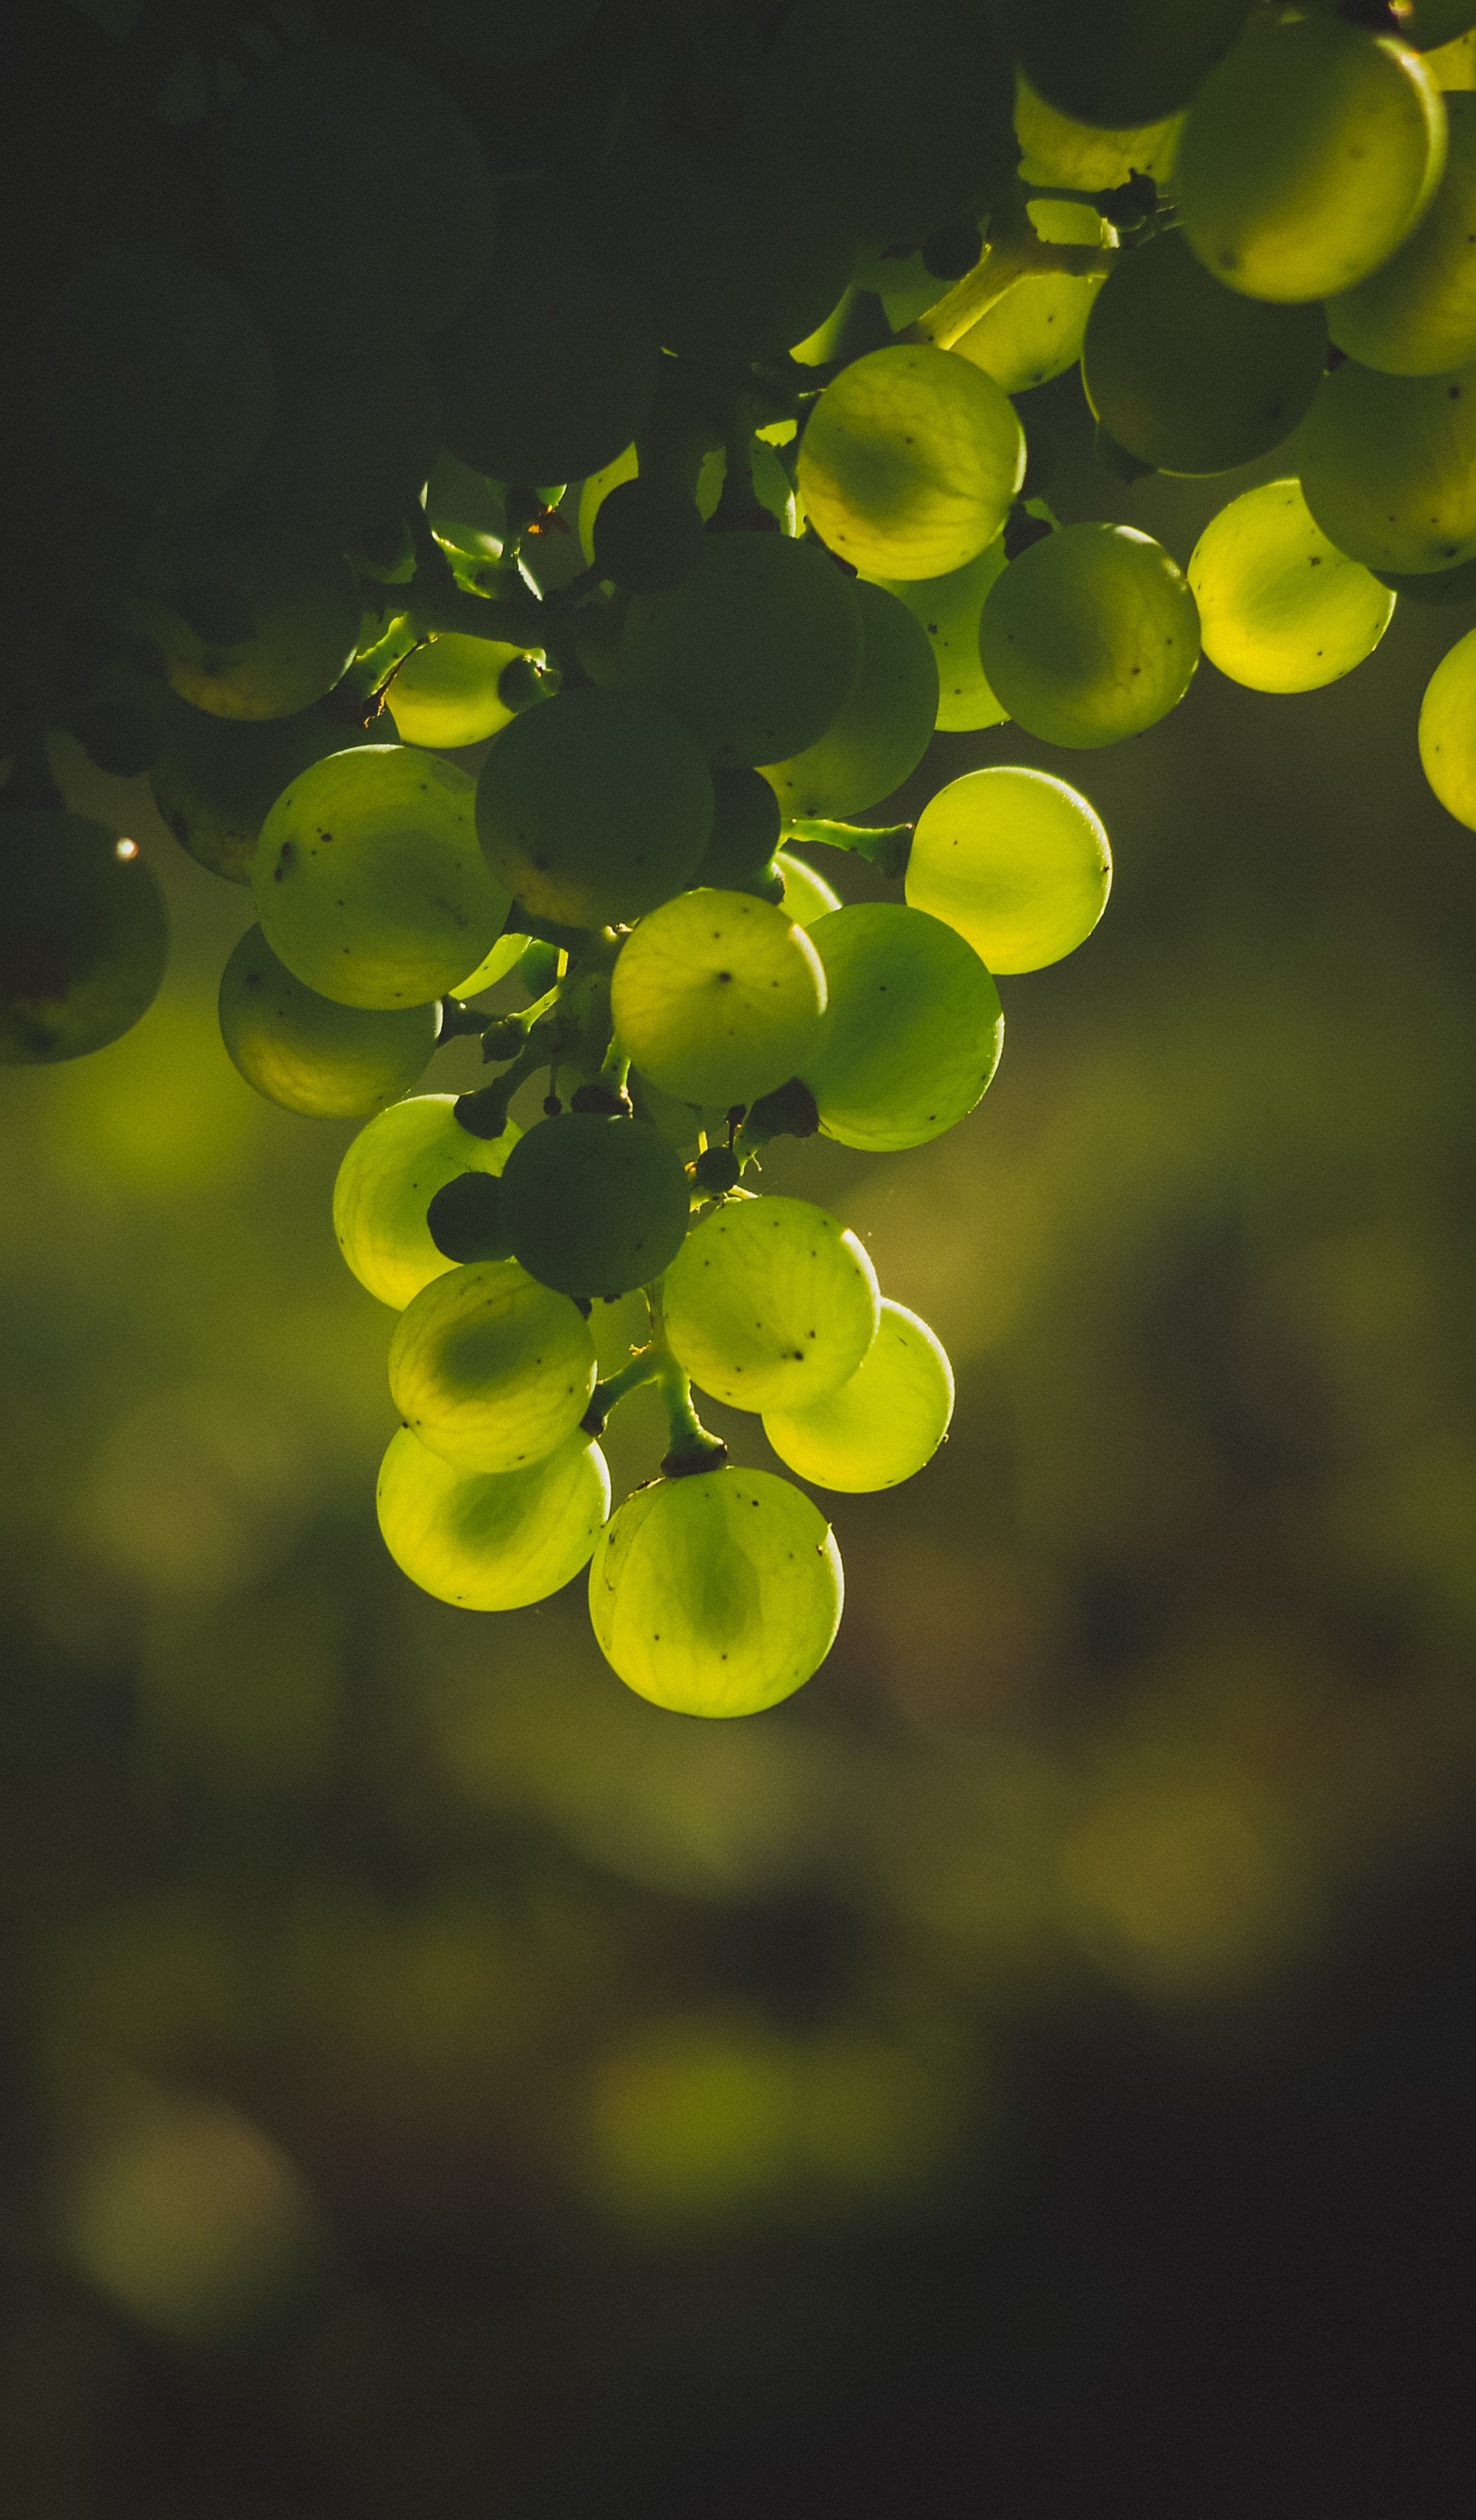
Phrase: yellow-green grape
[
  {"left": 333, "top": 1094, "right": 518, "bottom": 1309},
  {"left": 389, "top": 634, "right": 530, "bottom": 748},
  {"left": 759, "top": 584, "right": 938, "bottom": 822},
  {"left": 1426, "top": 30, "right": 1476, "bottom": 89},
  {"left": 1418, "top": 622, "right": 1476, "bottom": 823},
  {"left": 150, "top": 696, "right": 375, "bottom": 886},
  {"left": 763, "top": 1301, "right": 954, "bottom": 1492},
  {"left": 376, "top": 1423, "right": 609, "bottom": 1610},
  {"left": 611, "top": 891, "right": 826, "bottom": 1110},
  {"left": 977, "top": 525, "right": 1199, "bottom": 750},
  {"left": 476, "top": 688, "right": 713, "bottom": 928},
  {"left": 448, "top": 931, "right": 527, "bottom": 997},
  {"left": 799, "top": 904, "right": 1003, "bottom": 1152},
  {"left": 953, "top": 201, "right": 1114, "bottom": 396},
  {"left": 797, "top": 346, "right": 1024, "bottom": 581},
  {"left": 865, "top": 540, "right": 1010, "bottom": 732},
  {"left": 1, "top": 816, "right": 169, "bottom": 1065},
  {"left": 1011, "top": 0, "right": 1251, "bottom": 127},
  {"left": 498, "top": 1113, "right": 692, "bottom": 1300},
  {"left": 578, "top": 445, "right": 726, "bottom": 563},
  {"left": 218, "top": 924, "right": 436, "bottom": 1118},
  {"left": 1176, "top": 14, "right": 1446, "bottom": 304},
  {"left": 1297, "top": 356, "right": 1476, "bottom": 573},
  {"left": 1327, "top": 93, "right": 1476, "bottom": 372},
  {"left": 589, "top": 1468, "right": 843, "bottom": 1719},
  {"left": 388, "top": 1260, "right": 596, "bottom": 1472},
  {"left": 619, "top": 534, "right": 863, "bottom": 769},
  {"left": 128, "top": 517, "right": 361, "bottom": 723},
  {"left": 1188, "top": 480, "right": 1395, "bottom": 692},
  {"left": 253, "top": 745, "right": 508, "bottom": 1008},
  {"left": 907, "top": 767, "right": 1111, "bottom": 974},
  {"left": 776, "top": 851, "right": 841, "bottom": 928},
  {"left": 1012, "top": 70, "right": 1181, "bottom": 193},
  {"left": 1082, "top": 229, "right": 1327, "bottom": 474},
  {"left": 662, "top": 1196, "right": 878, "bottom": 1414}
]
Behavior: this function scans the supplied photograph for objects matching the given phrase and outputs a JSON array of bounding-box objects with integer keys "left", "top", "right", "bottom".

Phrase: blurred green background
[{"left": 4, "top": 377, "right": 1476, "bottom": 2515}]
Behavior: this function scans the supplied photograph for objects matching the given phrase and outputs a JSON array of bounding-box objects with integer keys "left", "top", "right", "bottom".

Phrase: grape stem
[
  {"left": 646, "top": 1280, "right": 728, "bottom": 1476},
  {"left": 898, "top": 185, "right": 1116, "bottom": 350},
  {"left": 784, "top": 818, "right": 913, "bottom": 880}
]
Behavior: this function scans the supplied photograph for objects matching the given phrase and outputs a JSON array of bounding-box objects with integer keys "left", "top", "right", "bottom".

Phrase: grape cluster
[{"left": 7, "top": 0, "right": 1476, "bottom": 1714}]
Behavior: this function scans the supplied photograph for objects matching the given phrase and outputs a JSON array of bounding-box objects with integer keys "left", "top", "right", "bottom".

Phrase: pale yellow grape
[
  {"left": 388, "top": 633, "right": 527, "bottom": 748},
  {"left": 389, "top": 1260, "right": 596, "bottom": 1471},
  {"left": 907, "top": 767, "right": 1110, "bottom": 975},
  {"left": 977, "top": 525, "right": 1199, "bottom": 750},
  {"left": 218, "top": 923, "right": 436, "bottom": 1118},
  {"left": 662, "top": 1196, "right": 879, "bottom": 1414},
  {"left": 449, "top": 930, "right": 527, "bottom": 997},
  {"left": 775, "top": 850, "right": 841, "bottom": 927},
  {"left": 376, "top": 1423, "right": 610, "bottom": 1609},
  {"left": 1327, "top": 94, "right": 1476, "bottom": 373},
  {"left": 1177, "top": 14, "right": 1446, "bottom": 305},
  {"left": 799, "top": 903, "right": 1004, "bottom": 1151},
  {"left": 952, "top": 200, "right": 1113, "bottom": 396},
  {"left": 865, "top": 540, "right": 1009, "bottom": 732},
  {"left": 588, "top": 1468, "right": 843, "bottom": 1718},
  {"left": 1418, "top": 623, "right": 1476, "bottom": 824},
  {"left": 1188, "top": 480, "right": 1395, "bottom": 693},
  {"left": 798, "top": 346, "right": 1024, "bottom": 580},
  {"left": 1297, "top": 356, "right": 1476, "bottom": 573},
  {"left": 762, "top": 1301, "right": 953, "bottom": 1492},
  {"left": 611, "top": 890, "right": 826, "bottom": 1110},
  {"left": 1013, "top": 70, "right": 1181, "bottom": 193},
  {"left": 333, "top": 1093, "right": 519, "bottom": 1309}
]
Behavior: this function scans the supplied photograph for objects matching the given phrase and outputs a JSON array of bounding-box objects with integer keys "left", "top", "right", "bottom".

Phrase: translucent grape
[
  {"left": 611, "top": 892, "right": 826, "bottom": 1111},
  {"left": 377, "top": 1423, "right": 609, "bottom": 1611},
  {"left": 662, "top": 1197, "right": 879, "bottom": 1415},
  {"left": 333, "top": 1094, "right": 518, "bottom": 1310},
  {"left": 1177, "top": 15, "right": 1446, "bottom": 304},
  {"left": 1188, "top": 480, "right": 1395, "bottom": 692},
  {"left": 1, "top": 817, "right": 168, "bottom": 1066},
  {"left": 759, "top": 583, "right": 938, "bottom": 823},
  {"left": 619, "top": 535, "right": 863, "bottom": 771},
  {"left": 763, "top": 1301, "right": 955, "bottom": 1492},
  {"left": 907, "top": 766, "right": 1111, "bottom": 973},
  {"left": 865, "top": 540, "right": 1010, "bottom": 733},
  {"left": 254, "top": 747, "right": 509, "bottom": 1010},
  {"left": 448, "top": 931, "right": 527, "bottom": 998},
  {"left": 388, "top": 635, "right": 529, "bottom": 750},
  {"left": 953, "top": 201, "right": 1114, "bottom": 397},
  {"left": 978, "top": 525, "right": 1199, "bottom": 749},
  {"left": 798, "top": 347, "right": 1024, "bottom": 581},
  {"left": 434, "top": 237, "right": 659, "bottom": 487},
  {"left": 1082, "top": 229, "right": 1327, "bottom": 475},
  {"left": 1328, "top": 94, "right": 1476, "bottom": 372},
  {"left": 128, "top": 517, "right": 361, "bottom": 724},
  {"left": 776, "top": 852, "right": 841, "bottom": 929},
  {"left": 218, "top": 925, "right": 436, "bottom": 1119},
  {"left": 388, "top": 1261, "right": 596, "bottom": 1472},
  {"left": 799, "top": 904, "right": 1003, "bottom": 1151},
  {"left": 1013, "top": 71, "right": 1181, "bottom": 194},
  {"left": 1297, "top": 356, "right": 1476, "bottom": 573},
  {"left": 498, "top": 1114, "right": 693, "bottom": 1300},
  {"left": 150, "top": 697, "right": 375, "bottom": 887},
  {"left": 475, "top": 688, "right": 713, "bottom": 930},
  {"left": 1011, "top": 0, "right": 1252, "bottom": 127},
  {"left": 588, "top": 1468, "right": 843, "bottom": 1719},
  {"left": 1418, "top": 623, "right": 1476, "bottom": 823}
]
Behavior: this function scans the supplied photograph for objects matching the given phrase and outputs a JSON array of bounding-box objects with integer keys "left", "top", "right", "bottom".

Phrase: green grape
[
  {"left": 953, "top": 201, "right": 1115, "bottom": 397},
  {"left": 611, "top": 891, "right": 827, "bottom": 1110},
  {"left": 798, "top": 347, "right": 1025, "bottom": 581},
  {"left": 578, "top": 446, "right": 727, "bottom": 564},
  {"left": 129, "top": 517, "right": 361, "bottom": 723},
  {"left": 1, "top": 816, "right": 168, "bottom": 1065},
  {"left": 434, "top": 240, "right": 659, "bottom": 487},
  {"left": 619, "top": 535, "right": 864, "bottom": 770},
  {"left": 798, "top": 903, "right": 1003, "bottom": 1151},
  {"left": 149, "top": 695, "right": 375, "bottom": 886},
  {"left": 498, "top": 1113, "right": 693, "bottom": 1299},
  {"left": 388, "top": 1260, "right": 597, "bottom": 1472},
  {"left": 449, "top": 931, "right": 527, "bottom": 997},
  {"left": 775, "top": 851, "right": 841, "bottom": 929},
  {"left": 662, "top": 1196, "right": 879, "bottom": 1414},
  {"left": 763, "top": 1300, "right": 955, "bottom": 1492},
  {"left": 254, "top": 746, "right": 509, "bottom": 1009},
  {"left": 1417, "top": 622, "right": 1476, "bottom": 823},
  {"left": 1188, "top": 480, "right": 1395, "bottom": 693},
  {"left": 690, "top": 772, "right": 783, "bottom": 892},
  {"left": 1082, "top": 229, "right": 1327, "bottom": 475},
  {"left": 865, "top": 540, "right": 1010, "bottom": 733},
  {"left": 591, "top": 478, "right": 704, "bottom": 593},
  {"left": 223, "top": 44, "right": 498, "bottom": 350},
  {"left": 475, "top": 688, "right": 713, "bottom": 929},
  {"left": 1010, "top": 0, "right": 1252, "bottom": 127},
  {"left": 1297, "top": 356, "right": 1476, "bottom": 573},
  {"left": 388, "top": 635, "right": 529, "bottom": 750},
  {"left": 1176, "top": 15, "right": 1446, "bottom": 305},
  {"left": 377, "top": 1423, "right": 609, "bottom": 1611},
  {"left": 907, "top": 767, "right": 1110, "bottom": 973},
  {"left": 218, "top": 924, "right": 436, "bottom": 1119},
  {"left": 1327, "top": 94, "right": 1476, "bottom": 372},
  {"left": 425, "top": 1172, "right": 514, "bottom": 1265},
  {"left": 333, "top": 1093, "right": 518, "bottom": 1310},
  {"left": 1013, "top": 71, "right": 1181, "bottom": 193},
  {"left": 759, "top": 584, "right": 938, "bottom": 823},
  {"left": 45, "top": 251, "right": 275, "bottom": 511},
  {"left": 978, "top": 525, "right": 1199, "bottom": 750}
]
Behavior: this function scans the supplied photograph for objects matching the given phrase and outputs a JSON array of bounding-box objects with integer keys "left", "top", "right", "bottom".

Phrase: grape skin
[
  {"left": 662, "top": 1197, "right": 880, "bottom": 1415},
  {"left": 978, "top": 525, "right": 1200, "bottom": 750},
  {"left": 388, "top": 1260, "right": 598, "bottom": 1473},
  {"left": 333, "top": 1096, "right": 520, "bottom": 1311},
  {"left": 377, "top": 1423, "right": 610, "bottom": 1611},
  {"left": 1418, "top": 622, "right": 1476, "bottom": 824},
  {"left": 1188, "top": 480, "right": 1395, "bottom": 694},
  {"left": 907, "top": 767, "right": 1111, "bottom": 974},
  {"left": 799, "top": 903, "right": 1004, "bottom": 1152},
  {"left": 763, "top": 1301, "right": 956, "bottom": 1493},
  {"left": 218, "top": 925, "right": 436, "bottom": 1119},
  {"left": 610, "top": 891, "right": 827, "bottom": 1112},
  {"left": 799, "top": 346, "right": 1025, "bottom": 582}
]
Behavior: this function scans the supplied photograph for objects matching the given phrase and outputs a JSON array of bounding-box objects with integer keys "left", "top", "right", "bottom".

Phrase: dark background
[{"left": 3, "top": 367, "right": 1475, "bottom": 2514}]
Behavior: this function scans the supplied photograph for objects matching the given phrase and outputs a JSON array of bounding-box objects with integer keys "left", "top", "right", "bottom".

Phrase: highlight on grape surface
[{"left": 10, "top": 0, "right": 1476, "bottom": 1715}]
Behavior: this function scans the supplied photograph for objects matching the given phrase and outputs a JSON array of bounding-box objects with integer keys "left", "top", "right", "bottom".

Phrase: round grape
[
  {"left": 377, "top": 1423, "right": 610, "bottom": 1611},
  {"left": 388, "top": 1260, "right": 597, "bottom": 1472},
  {"left": 763, "top": 1301, "right": 955, "bottom": 1492},
  {"left": 1298, "top": 353, "right": 1476, "bottom": 575},
  {"left": 611, "top": 891, "right": 826, "bottom": 1111},
  {"left": 798, "top": 346, "right": 1025, "bottom": 580},
  {"left": 662, "top": 1196, "right": 879, "bottom": 1414},
  {"left": 333, "top": 1094, "right": 519, "bottom": 1310},
  {"left": 865, "top": 540, "right": 1010, "bottom": 733},
  {"left": 1188, "top": 480, "right": 1395, "bottom": 693},
  {"left": 977, "top": 525, "right": 1199, "bottom": 749},
  {"left": 799, "top": 903, "right": 1004, "bottom": 1150},
  {"left": 759, "top": 583, "right": 938, "bottom": 823},
  {"left": 1419, "top": 622, "right": 1476, "bottom": 824},
  {"left": 619, "top": 533, "right": 863, "bottom": 770},
  {"left": 218, "top": 924, "right": 436, "bottom": 1118},
  {"left": 498, "top": 1113, "right": 693, "bottom": 1299},
  {"left": 388, "top": 635, "right": 529, "bottom": 750},
  {"left": 907, "top": 766, "right": 1111, "bottom": 973},
  {"left": 475, "top": 688, "right": 713, "bottom": 931},
  {"left": 1, "top": 817, "right": 169, "bottom": 1065}
]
